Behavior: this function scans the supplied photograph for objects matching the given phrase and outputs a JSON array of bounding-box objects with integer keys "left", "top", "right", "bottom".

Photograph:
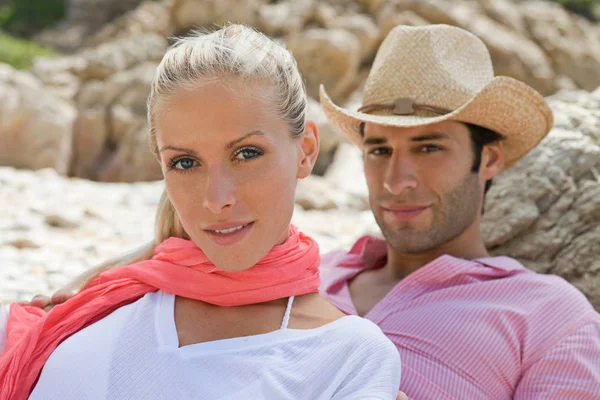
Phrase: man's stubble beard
[{"left": 372, "top": 172, "right": 481, "bottom": 254}]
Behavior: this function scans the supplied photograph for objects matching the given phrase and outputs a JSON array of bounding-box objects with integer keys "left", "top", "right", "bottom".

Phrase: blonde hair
[{"left": 77, "top": 24, "right": 307, "bottom": 289}]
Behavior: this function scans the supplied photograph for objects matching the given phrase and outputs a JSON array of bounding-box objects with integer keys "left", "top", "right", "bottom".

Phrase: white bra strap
[{"left": 280, "top": 296, "right": 295, "bottom": 330}]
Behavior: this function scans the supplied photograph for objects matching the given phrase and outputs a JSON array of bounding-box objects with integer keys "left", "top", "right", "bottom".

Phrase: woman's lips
[{"left": 204, "top": 221, "right": 254, "bottom": 246}]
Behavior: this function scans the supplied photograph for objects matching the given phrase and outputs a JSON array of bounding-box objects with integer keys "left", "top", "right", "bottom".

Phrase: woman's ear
[
  {"left": 480, "top": 140, "right": 505, "bottom": 182},
  {"left": 297, "top": 120, "right": 320, "bottom": 179}
]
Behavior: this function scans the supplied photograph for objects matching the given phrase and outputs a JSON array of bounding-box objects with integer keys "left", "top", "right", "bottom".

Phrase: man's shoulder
[{"left": 485, "top": 257, "right": 599, "bottom": 333}]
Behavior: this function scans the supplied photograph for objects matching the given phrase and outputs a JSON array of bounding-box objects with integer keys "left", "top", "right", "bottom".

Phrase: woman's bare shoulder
[{"left": 288, "top": 293, "right": 347, "bottom": 329}]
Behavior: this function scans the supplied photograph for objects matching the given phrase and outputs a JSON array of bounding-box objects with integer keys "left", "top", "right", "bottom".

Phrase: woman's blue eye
[
  {"left": 233, "top": 146, "right": 263, "bottom": 161},
  {"left": 172, "top": 157, "right": 196, "bottom": 170}
]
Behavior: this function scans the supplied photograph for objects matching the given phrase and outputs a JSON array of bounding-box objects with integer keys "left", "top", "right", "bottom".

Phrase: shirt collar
[{"left": 349, "top": 235, "right": 527, "bottom": 275}]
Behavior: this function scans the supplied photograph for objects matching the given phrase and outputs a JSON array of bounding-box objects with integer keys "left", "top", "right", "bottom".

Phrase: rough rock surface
[
  {"left": 0, "top": 65, "right": 76, "bottom": 175},
  {"left": 482, "top": 87, "right": 600, "bottom": 310}
]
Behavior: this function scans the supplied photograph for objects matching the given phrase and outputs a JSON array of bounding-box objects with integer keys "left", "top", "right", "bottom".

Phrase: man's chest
[
  {"left": 347, "top": 269, "right": 399, "bottom": 317},
  {"left": 365, "top": 295, "right": 524, "bottom": 399}
]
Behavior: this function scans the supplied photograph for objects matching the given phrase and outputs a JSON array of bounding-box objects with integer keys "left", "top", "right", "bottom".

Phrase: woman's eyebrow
[
  {"left": 158, "top": 130, "right": 266, "bottom": 155},
  {"left": 158, "top": 145, "right": 198, "bottom": 156},
  {"left": 225, "top": 130, "right": 265, "bottom": 150}
]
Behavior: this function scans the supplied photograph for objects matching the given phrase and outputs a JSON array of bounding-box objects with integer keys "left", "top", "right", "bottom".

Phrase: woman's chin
[{"left": 207, "top": 252, "right": 265, "bottom": 273}]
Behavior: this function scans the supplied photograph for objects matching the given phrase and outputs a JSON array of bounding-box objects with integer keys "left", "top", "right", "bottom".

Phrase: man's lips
[
  {"left": 381, "top": 204, "right": 431, "bottom": 222},
  {"left": 381, "top": 204, "right": 431, "bottom": 212}
]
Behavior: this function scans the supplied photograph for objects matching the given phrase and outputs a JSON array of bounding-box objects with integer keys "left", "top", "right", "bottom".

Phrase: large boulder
[
  {"left": 482, "top": 87, "right": 600, "bottom": 310},
  {"left": 288, "top": 28, "right": 361, "bottom": 103},
  {"left": 326, "top": 14, "right": 380, "bottom": 62},
  {"left": 35, "top": 0, "right": 146, "bottom": 52},
  {"left": 521, "top": 1, "right": 600, "bottom": 92},
  {"left": 0, "top": 65, "right": 76, "bottom": 175},
  {"left": 257, "top": 0, "right": 316, "bottom": 37},
  {"left": 72, "top": 62, "right": 162, "bottom": 182},
  {"left": 86, "top": 0, "right": 175, "bottom": 47},
  {"left": 171, "top": 0, "right": 266, "bottom": 32}
]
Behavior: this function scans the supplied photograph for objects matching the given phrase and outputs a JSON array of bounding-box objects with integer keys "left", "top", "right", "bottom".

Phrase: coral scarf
[{"left": 0, "top": 225, "right": 320, "bottom": 399}]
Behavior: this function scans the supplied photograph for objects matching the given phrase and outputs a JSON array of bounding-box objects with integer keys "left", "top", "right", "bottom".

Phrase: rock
[
  {"left": 31, "top": 56, "right": 88, "bottom": 101},
  {"left": 324, "top": 142, "right": 369, "bottom": 210},
  {"left": 359, "top": 0, "right": 385, "bottom": 13},
  {"left": 477, "top": 0, "right": 527, "bottom": 35},
  {"left": 78, "top": 33, "right": 168, "bottom": 81},
  {"left": 288, "top": 28, "right": 361, "bottom": 103},
  {"left": 30, "top": 57, "right": 81, "bottom": 101},
  {"left": 35, "top": 0, "right": 145, "bottom": 52},
  {"left": 405, "top": 0, "right": 464, "bottom": 26},
  {"left": 95, "top": 124, "right": 162, "bottom": 182},
  {"left": 460, "top": 8, "right": 557, "bottom": 95},
  {"left": 71, "top": 62, "right": 157, "bottom": 181},
  {"left": 171, "top": 0, "right": 266, "bottom": 32},
  {"left": 326, "top": 14, "right": 380, "bottom": 62},
  {"left": 87, "top": 0, "right": 175, "bottom": 47},
  {"left": 314, "top": 3, "right": 338, "bottom": 27},
  {"left": 45, "top": 213, "right": 81, "bottom": 229},
  {"left": 7, "top": 239, "right": 40, "bottom": 250},
  {"left": 295, "top": 175, "right": 338, "bottom": 210},
  {"left": 0, "top": 65, "right": 76, "bottom": 175},
  {"left": 319, "top": 0, "right": 364, "bottom": 15},
  {"left": 70, "top": 107, "right": 109, "bottom": 179},
  {"left": 102, "top": 62, "right": 156, "bottom": 114},
  {"left": 307, "top": 97, "right": 343, "bottom": 175},
  {"left": 257, "top": 0, "right": 315, "bottom": 37},
  {"left": 376, "top": 9, "right": 430, "bottom": 40},
  {"left": 482, "top": 90, "right": 600, "bottom": 310},
  {"left": 521, "top": 1, "right": 600, "bottom": 91}
]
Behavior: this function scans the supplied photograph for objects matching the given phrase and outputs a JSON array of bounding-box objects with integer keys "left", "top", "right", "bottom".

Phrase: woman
[{"left": 0, "top": 25, "right": 401, "bottom": 399}]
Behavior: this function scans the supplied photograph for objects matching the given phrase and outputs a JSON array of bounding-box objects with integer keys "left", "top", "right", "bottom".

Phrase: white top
[
  {"left": 27, "top": 291, "right": 401, "bottom": 399},
  {"left": 0, "top": 304, "right": 8, "bottom": 353}
]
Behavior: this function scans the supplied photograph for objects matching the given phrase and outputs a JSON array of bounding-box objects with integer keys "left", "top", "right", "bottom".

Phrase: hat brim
[{"left": 319, "top": 76, "right": 554, "bottom": 170}]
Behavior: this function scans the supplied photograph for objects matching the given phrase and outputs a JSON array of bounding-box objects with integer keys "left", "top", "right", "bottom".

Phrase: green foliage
[
  {"left": 0, "top": 0, "right": 66, "bottom": 37},
  {"left": 0, "top": 33, "right": 55, "bottom": 70},
  {"left": 551, "top": 0, "right": 600, "bottom": 20}
]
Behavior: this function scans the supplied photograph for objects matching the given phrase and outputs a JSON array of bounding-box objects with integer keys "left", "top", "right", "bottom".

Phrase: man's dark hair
[{"left": 464, "top": 123, "right": 504, "bottom": 196}]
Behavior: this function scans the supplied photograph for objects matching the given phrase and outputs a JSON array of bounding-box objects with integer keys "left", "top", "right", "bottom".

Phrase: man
[
  {"left": 318, "top": 24, "right": 600, "bottom": 398},
  {"left": 18, "top": 25, "right": 600, "bottom": 398}
]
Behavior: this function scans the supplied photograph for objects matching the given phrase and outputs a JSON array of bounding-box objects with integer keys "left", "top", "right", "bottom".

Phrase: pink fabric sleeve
[{"left": 514, "top": 319, "right": 600, "bottom": 399}]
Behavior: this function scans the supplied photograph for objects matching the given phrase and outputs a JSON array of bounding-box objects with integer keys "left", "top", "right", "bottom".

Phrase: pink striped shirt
[{"left": 320, "top": 236, "right": 600, "bottom": 399}]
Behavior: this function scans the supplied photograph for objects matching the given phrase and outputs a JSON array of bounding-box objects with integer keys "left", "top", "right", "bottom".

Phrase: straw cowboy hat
[{"left": 319, "top": 24, "right": 554, "bottom": 169}]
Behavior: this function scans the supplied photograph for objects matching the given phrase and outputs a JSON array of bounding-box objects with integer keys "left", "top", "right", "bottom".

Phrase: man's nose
[{"left": 383, "top": 157, "right": 418, "bottom": 195}]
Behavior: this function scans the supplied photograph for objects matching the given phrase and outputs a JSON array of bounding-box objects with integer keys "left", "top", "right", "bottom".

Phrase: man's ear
[
  {"left": 297, "top": 120, "right": 320, "bottom": 179},
  {"left": 480, "top": 140, "right": 504, "bottom": 182}
]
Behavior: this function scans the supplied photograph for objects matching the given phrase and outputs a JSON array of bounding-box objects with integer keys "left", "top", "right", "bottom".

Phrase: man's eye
[
  {"left": 368, "top": 147, "right": 391, "bottom": 156},
  {"left": 421, "top": 145, "right": 442, "bottom": 153}
]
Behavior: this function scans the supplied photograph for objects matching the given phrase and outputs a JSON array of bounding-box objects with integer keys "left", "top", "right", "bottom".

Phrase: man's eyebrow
[
  {"left": 363, "top": 137, "right": 388, "bottom": 146},
  {"left": 225, "top": 130, "right": 265, "bottom": 150},
  {"left": 410, "top": 133, "right": 450, "bottom": 142}
]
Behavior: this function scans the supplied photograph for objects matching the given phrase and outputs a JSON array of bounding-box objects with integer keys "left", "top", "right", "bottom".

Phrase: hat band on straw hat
[{"left": 358, "top": 97, "right": 452, "bottom": 116}]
